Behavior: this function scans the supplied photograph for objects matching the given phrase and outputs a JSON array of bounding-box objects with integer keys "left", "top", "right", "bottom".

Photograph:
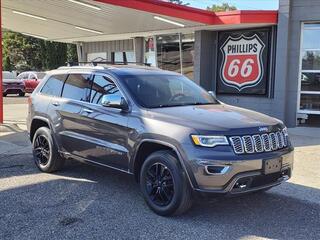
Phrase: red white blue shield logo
[{"left": 220, "top": 34, "right": 265, "bottom": 91}]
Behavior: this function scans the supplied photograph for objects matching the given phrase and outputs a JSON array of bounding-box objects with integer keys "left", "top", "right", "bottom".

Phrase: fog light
[{"left": 205, "top": 165, "right": 230, "bottom": 175}]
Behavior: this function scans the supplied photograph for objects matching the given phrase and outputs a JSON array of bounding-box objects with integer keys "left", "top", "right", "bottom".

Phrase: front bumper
[
  {"left": 185, "top": 148, "right": 294, "bottom": 194},
  {"left": 3, "top": 85, "right": 25, "bottom": 94}
]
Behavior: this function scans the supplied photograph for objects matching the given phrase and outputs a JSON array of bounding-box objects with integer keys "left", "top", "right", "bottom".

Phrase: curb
[{"left": 0, "top": 123, "right": 26, "bottom": 133}]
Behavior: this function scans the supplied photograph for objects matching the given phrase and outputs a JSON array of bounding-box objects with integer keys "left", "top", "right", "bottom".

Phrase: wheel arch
[
  {"left": 29, "top": 117, "right": 51, "bottom": 142},
  {"left": 132, "top": 139, "right": 196, "bottom": 189}
]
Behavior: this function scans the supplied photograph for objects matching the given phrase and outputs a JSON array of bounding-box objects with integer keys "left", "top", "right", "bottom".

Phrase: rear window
[
  {"left": 41, "top": 75, "right": 67, "bottom": 97},
  {"left": 61, "top": 74, "right": 91, "bottom": 102}
]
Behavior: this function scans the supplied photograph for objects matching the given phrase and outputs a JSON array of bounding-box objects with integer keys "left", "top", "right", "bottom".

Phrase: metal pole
[
  {"left": 179, "top": 33, "right": 183, "bottom": 75},
  {"left": 0, "top": 0, "right": 3, "bottom": 124}
]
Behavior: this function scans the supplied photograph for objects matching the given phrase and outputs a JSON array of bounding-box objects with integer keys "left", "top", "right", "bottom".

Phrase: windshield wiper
[
  {"left": 154, "top": 103, "right": 188, "bottom": 108},
  {"left": 152, "top": 102, "right": 214, "bottom": 108}
]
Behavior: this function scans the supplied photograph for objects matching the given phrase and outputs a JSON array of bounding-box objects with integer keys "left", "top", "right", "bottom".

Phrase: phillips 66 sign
[{"left": 217, "top": 29, "right": 271, "bottom": 95}]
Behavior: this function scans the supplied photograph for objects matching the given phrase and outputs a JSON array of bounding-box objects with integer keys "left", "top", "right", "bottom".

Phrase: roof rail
[
  {"left": 57, "top": 65, "right": 106, "bottom": 70},
  {"left": 66, "top": 59, "right": 151, "bottom": 67}
]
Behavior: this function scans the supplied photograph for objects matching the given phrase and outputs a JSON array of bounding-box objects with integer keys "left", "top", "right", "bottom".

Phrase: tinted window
[
  {"left": 62, "top": 74, "right": 91, "bottom": 101},
  {"left": 41, "top": 75, "right": 66, "bottom": 97},
  {"left": 122, "top": 74, "right": 217, "bottom": 108},
  {"left": 90, "top": 75, "right": 122, "bottom": 104}
]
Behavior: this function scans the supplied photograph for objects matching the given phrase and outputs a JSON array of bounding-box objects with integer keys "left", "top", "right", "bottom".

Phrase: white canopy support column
[{"left": 76, "top": 42, "right": 85, "bottom": 63}]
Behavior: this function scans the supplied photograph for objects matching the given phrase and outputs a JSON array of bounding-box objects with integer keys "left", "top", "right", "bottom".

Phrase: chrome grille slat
[
  {"left": 229, "top": 136, "right": 244, "bottom": 154},
  {"left": 277, "top": 131, "right": 284, "bottom": 148},
  {"left": 262, "top": 134, "right": 271, "bottom": 152},
  {"left": 252, "top": 135, "right": 263, "bottom": 152},
  {"left": 242, "top": 136, "right": 254, "bottom": 153},
  {"left": 282, "top": 129, "right": 288, "bottom": 147},
  {"left": 269, "top": 133, "right": 278, "bottom": 150},
  {"left": 229, "top": 130, "right": 288, "bottom": 155}
]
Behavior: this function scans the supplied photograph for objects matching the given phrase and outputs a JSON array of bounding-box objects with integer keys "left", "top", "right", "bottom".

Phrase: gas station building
[{"left": 1, "top": 0, "right": 320, "bottom": 127}]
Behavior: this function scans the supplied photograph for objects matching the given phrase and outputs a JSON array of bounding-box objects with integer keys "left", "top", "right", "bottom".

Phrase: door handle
[
  {"left": 52, "top": 102, "right": 60, "bottom": 107},
  {"left": 82, "top": 108, "right": 94, "bottom": 114}
]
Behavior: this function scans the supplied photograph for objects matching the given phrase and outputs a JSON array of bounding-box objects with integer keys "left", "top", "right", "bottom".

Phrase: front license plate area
[{"left": 264, "top": 158, "right": 282, "bottom": 174}]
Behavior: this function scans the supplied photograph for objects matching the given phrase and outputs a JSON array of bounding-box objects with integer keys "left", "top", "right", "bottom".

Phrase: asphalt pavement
[{"left": 0, "top": 96, "right": 319, "bottom": 240}]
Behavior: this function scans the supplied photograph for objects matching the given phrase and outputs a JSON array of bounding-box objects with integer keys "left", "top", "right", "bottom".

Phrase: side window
[
  {"left": 90, "top": 75, "right": 122, "bottom": 104},
  {"left": 62, "top": 74, "right": 91, "bottom": 102},
  {"left": 17, "top": 74, "right": 23, "bottom": 80},
  {"left": 29, "top": 73, "right": 37, "bottom": 79},
  {"left": 23, "top": 73, "right": 29, "bottom": 79},
  {"left": 41, "top": 75, "right": 66, "bottom": 97}
]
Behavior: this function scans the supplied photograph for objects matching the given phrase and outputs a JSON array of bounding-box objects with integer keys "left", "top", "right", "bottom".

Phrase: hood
[{"left": 146, "top": 104, "right": 283, "bottom": 135}]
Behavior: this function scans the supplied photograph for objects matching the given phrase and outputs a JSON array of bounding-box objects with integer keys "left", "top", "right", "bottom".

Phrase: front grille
[{"left": 230, "top": 130, "right": 288, "bottom": 154}]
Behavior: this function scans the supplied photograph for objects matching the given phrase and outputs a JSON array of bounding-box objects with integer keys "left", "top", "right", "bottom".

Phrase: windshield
[
  {"left": 2, "top": 72, "right": 16, "bottom": 79},
  {"left": 121, "top": 74, "right": 218, "bottom": 108}
]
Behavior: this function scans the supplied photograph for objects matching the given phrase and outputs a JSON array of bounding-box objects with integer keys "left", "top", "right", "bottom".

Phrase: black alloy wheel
[
  {"left": 145, "top": 163, "right": 175, "bottom": 207},
  {"left": 32, "top": 127, "right": 65, "bottom": 173},
  {"left": 33, "top": 135, "right": 50, "bottom": 167},
  {"left": 140, "top": 150, "right": 193, "bottom": 216}
]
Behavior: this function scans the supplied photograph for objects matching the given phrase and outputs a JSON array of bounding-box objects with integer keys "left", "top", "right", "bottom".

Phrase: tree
[
  {"left": 3, "top": 56, "right": 13, "bottom": 71},
  {"left": 42, "top": 41, "right": 68, "bottom": 70},
  {"left": 2, "top": 31, "right": 78, "bottom": 71},
  {"left": 207, "top": 3, "right": 237, "bottom": 12},
  {"left": 167, "top": 0, "right": 189, "bottom": 6},
  {"left": 67, "top": 44, "right": 78, "bottom": 63}
]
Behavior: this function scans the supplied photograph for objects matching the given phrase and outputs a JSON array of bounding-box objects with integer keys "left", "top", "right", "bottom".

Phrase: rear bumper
[{"left": 189, "top": 150, "right": 294, "bottom": 194}]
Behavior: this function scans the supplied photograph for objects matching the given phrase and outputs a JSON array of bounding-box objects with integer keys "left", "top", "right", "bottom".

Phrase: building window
[
  {"left": 181, "top": 33, "right": 195, "bottom": 80},
  {"left": 299, "top": 23, "right": 320, "bottom": 113},
  {"left": 114, "top": 51, "right": 135, "bottom": 63},
  {"left": 156, "top": 34, "right": 181, "bottom": 74},
  {"left": 155, "top": 33, "right": 194, "bottom": 79},
  {"left": 87, "top": 52, "right": 107, "bottom": 62}
]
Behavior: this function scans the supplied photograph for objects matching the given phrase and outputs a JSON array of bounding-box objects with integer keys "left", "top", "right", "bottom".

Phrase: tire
[
  {"left": 32, "top": 127, "right": 65, "bottom": 173},
  {"left": 19, "top": 92, "right": 26, "bottom": 97},
  {"left": 140, "top": 150, "right": 193, "bottom": 216}
]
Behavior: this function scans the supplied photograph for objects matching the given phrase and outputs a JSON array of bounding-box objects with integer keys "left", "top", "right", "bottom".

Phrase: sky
[{"left": 182, "top": 0, "right": 279, "bottom": 10}]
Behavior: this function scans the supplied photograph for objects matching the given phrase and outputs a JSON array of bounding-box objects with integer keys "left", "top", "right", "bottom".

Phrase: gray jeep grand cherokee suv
[{"left": 27, "top": 65, "right": 294, "bottom": 216}]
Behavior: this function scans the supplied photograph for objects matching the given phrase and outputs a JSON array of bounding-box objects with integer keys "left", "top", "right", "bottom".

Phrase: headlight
[{"left": 191, "top": 135, "right": 229, "bottom": 147}]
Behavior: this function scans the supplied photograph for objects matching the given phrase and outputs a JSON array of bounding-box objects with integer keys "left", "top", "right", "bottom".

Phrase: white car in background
[{"left": 2, "top": 71, "right": 25, "bottom": 97}]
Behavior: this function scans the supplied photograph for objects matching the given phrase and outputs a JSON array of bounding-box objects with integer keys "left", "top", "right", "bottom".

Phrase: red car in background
[{"left": 17, "top": 71, "right": 46, "bottom": 93}]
